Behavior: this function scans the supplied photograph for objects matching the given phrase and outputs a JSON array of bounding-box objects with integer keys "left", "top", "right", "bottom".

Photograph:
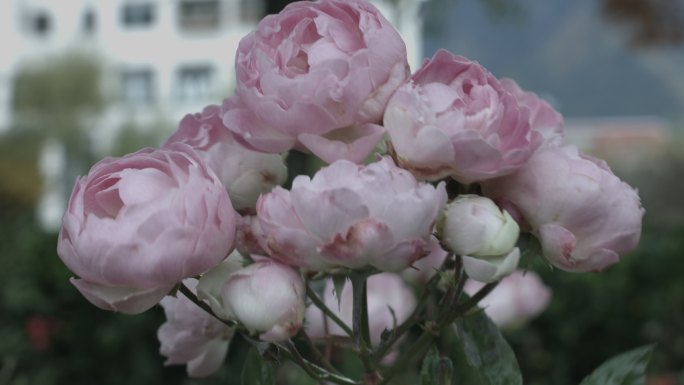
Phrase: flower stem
[
  {"left": 350, "top": 273, "right": 377, "bottom": 379},
  {"left": 279, "top": 341, "right": 361, "bottom": 385},
  {"left": 377, "top": 326, "right": 436, "bottom": 385},
  {"left": 306, "top": 283, "right": 354, "bottom": 337},
  {"left": 177, "top": 282, "right": 235, "bottom": 328},
  {"left": 372, "top": 254, "right": 451, "bottom": 362},
  {"left": 298, "top": 329, "right": 340, "bottom": 374},
  {"left": 442, "top": 281, "right": 498, "bottom": 327},
  {"left": 350, "top": 273, "right": 371, "bottom": 348}
]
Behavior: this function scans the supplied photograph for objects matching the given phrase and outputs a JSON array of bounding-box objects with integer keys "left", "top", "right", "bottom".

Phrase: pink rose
[
  {"left": 401, "top": 236, "right": 448, "bottom": 284},
  {"left": 305, "top": 273, "right": 416, "bottom": 346},
  {"left": 225, "top": 0, "right": 409, "bottom": 163},
  {"left": 163, "top": 100, "right": 287, "bottom": 212},
  {"left": 57, "top": 144, "right": 237, "bottom": 314},
  {"left": 500, "top": 78, "right": 564, "bottom": 148},
  {"left": 158, "top": 279, "right": 233, "bottom": 378},
  {"left": 384, "top": 49, "right": 541, "bottom": 183},
  {"left": 198, "top": 258, "right": 305, "bottom": 342},
  {"left": 465, "top": 271, "right": 551, "bottom": 329},
  {"left": 257, "top": 157, "right": 447, "bottom": 272},
  {"left": 482, "top": 145, "right": 644, "bottom": 272}
]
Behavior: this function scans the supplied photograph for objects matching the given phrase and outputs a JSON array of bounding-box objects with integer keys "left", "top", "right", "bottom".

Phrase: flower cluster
[{"left": 56, "top": 0, "right": 644, "bottom": 380}]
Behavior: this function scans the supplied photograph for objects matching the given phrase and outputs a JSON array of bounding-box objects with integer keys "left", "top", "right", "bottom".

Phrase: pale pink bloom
[
  {"left": 305, "top": 273, "right": 416, "bottom": 346},
  {"left": 234, "top": 215, "right": 269, "bottom": 257},
  {"left": 225, "top": 0, "right": 409, "bottom": 163},
  {"left": 465, "top": 271, "right": 551, "bottom": 329},
  {"left": 384, "top": 49, "right": 541, "bottom": 183},
  {"left": 257, "top": 157, "right": 447, "bottom": 272},
  {"left": 401, "top": 236, "right": 448, "bottom": 285},
  {"left": 500, "top": 78, "right": 564, "bottom": 148},
  {"left": 482, "top": 145, "right": 644, "bottom": 272},
  {"left": 163, "top": 101, "right": 287, "bottom": 212},
  {"left": 198, "top": 258, "right": 305, "bottom": 342},
  {"left": 158, "top": 279, "right": 233, "bottom": 378},
  {"left": 57, "top": 144, "right": 237, "bottom": 314}
]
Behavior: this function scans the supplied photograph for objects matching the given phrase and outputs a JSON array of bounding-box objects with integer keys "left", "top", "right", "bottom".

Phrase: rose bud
[
  {"left": 461, "top": 248, "right": 521, "bottom": 283},
  {"left": 482, "top": 145, "right": 644, "bottom": 272},
  {"left": 257, "top": 157, "right": 447, "bottom": 272},
  {"left": 225, "top": 0, "right": 409, "bottom": 163},
  {"left": 437, "top": 195, "right": 520, "bottom": 283},
  {"left": 199, "top": 258, "right": 305, "bottom": 342},
  {"left": 500, "top": 78, "right": 564, "bottom": 148},
  {"left": 384, "top": 49, "right": 543, "bottom": 183},
  {"left": 57, "top": 144, "right": 237, "bottom": 314},
  {"left": 158, "top": 279, "right": 233, "bottom": 378},
  {"left": 305, "top": 273, "right": 416, "bottom": 347},
  {"left": 163, "top": 101, "right": 287, "bottom": 212},
  {"left": 464, "top": 270, "right": 551, "bottom": 329},
  {"left": 438, "top": 195, "right": 520, "bottom": 257}
]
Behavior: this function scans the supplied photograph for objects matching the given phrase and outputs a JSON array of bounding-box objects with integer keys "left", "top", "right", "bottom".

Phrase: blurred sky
[{"left": 422, "top": 0, "right": 684, "bottom": 121}]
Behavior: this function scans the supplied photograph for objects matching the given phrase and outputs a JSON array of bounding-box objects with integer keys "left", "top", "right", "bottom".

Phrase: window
[
  {"left": 175, "top": 65, "right": 213, "bottom": 101},
  {"left": 122, "top": 69, "right": 155, "bottom": 105},
  {"left": 83, "top": 9, "right": 96, "bottom": 34},
  {"left": 31, "top": 11, "right": 51, "bottom": 36},
  {"left": 178, "top": 0, "right": 220, "bottom": 30},
  {"left": 240, "top": 0, "right": 264, "bottom": 23},
  {"left": 121, "top": 3, "right": 155, "bottom": 27}
]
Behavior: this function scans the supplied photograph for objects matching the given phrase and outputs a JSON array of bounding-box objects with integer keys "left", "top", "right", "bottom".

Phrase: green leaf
[
  {"left": 444, "top": 310, "right": 522, "bottom": 385},
  {"left": 332, "top": 275, "right": 347, "bottom": 309},
  {"left": 421, "top": 346, "right": 454, "bottom": 385},
  {"left": 579, "top": 345, "right": 654, "bottom": 385},
  {"left": 241, "top": 347, "right": 275, "bottom": 385}
]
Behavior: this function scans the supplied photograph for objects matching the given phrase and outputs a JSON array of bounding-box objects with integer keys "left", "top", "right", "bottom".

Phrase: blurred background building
[{"left": 0, "top": 0, "right": 423, "bottom": 230}]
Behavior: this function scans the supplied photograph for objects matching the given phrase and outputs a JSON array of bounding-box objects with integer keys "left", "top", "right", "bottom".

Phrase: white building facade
[
  {"left": 0, "top": 0, "right": 424, "bottom": 230},
  {"left": 0, "top": 0, "right": 424, "bottom": 141},
  {"left": 0, "top": 0, "right": 264, "bottom": 145}
]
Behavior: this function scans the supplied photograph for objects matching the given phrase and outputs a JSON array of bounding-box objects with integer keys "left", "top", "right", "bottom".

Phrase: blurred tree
[
  {"left": 0, "top": 130, "right": 44, "bottom": 209},
  {"left": 12, "top": 52, "right": 104, "bottom": 143},
  {"left": 602, "top": 0, "right": 684, "bottom": 46},
  {"left": 8, "top": 52, "right": 106, "bottom": 212},
  {"left": 265, "top": 0, "right": 297, "bottom": 14}
]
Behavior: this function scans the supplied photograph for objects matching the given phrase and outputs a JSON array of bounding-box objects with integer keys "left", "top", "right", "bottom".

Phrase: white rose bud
[
  {"left": 439, "top": 195, "right": 520, "bottom": 257},
  {"left": 438, "top": 195, "right": 521, "bottom": 282},
  {"left": 200, "top": 258, "right": 305, "bottom": 342},
  {"left": 462, "top": 248, "right": 521, "bottom": 283}
]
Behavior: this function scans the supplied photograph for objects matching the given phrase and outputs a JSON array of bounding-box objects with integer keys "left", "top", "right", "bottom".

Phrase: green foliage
[
  {"left": 0, "top": 211, "right": 183, "bottom": 385},
  {"left": 444, "top": 309, "right": 523, "bottom": 385},
  {"left": 579, "top": 345, "right": 654, "bottom": 385},
  {"left": 0, "top": 131, "right": 43, "bottom": 207},
  {"left": 420, "top": 346, "right": 453, "bottom": 385},
  {"left": 508, "top": 222, "right": 684, "bottom": 384},
  {"left": 241, "top": 348, "right": 275, "bottom": 385}
]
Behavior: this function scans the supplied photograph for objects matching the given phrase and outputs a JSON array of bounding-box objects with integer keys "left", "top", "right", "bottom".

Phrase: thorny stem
[
  {"left": 377, "top": 326, "right": 436, "bottom": 385},
  {"left": 350, "top": 273, "right": 377, "bottom": 378},
  {"left": 306, "top": 283, "right": 354, "bottom": 337},
  {"left": 371, "top": 254, "right": 452, "bottom": 362},
  {"left": 177, "top": 282, "right": 236, "bottom": 328},
  {"left": 351, "top": 274, "right": 371, "bottom": 348},
  {"left": 298, "top": 329, "right": 340, "bottom": 374},
  {"left": 280, "top": 341, "right": 361, "bottom": 385},
  {"left": 443, "top": 281, "right": 498, "bottom": 327}
]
